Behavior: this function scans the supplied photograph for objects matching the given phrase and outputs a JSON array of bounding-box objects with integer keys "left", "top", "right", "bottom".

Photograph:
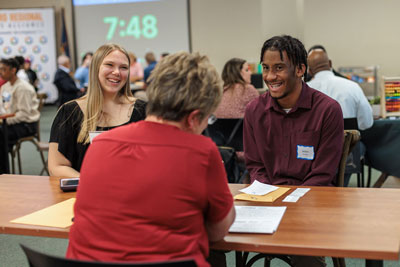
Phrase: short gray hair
[
  {"left": 146, "top": 51, "right": 223, "bottom": 122},
  {"left": 57, "top": 55, "right": 70, "bottom": 66}
]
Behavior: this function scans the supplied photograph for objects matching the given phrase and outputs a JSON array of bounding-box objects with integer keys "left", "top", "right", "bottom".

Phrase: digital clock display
[
  {"left": 103, "top": 15, "right": 158, "bottom": 40},
  {"left": 73, "top": 0, "right": 190, "bottom": 64}
]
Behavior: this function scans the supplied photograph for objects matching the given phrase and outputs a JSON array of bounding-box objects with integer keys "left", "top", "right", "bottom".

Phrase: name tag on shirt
[{"left": 297, "top": 145, "right": 314, "bottom": 160}]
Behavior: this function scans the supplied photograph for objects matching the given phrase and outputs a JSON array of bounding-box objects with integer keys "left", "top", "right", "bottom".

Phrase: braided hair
[{"left": 260, "top": 35, "right": 308, "bottom": 79}]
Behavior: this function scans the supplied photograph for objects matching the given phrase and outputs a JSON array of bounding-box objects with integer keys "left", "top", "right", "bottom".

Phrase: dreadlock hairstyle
[{"left": 260, "top": 35, "right": 308, "bottom": 79}]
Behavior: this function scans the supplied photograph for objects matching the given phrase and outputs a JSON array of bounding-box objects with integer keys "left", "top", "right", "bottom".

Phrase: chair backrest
[
  {"left": 37, "top": 93, "right": 47, "bottom": 112},
  {"left": 20, "top": 244, "right": 197, "bottom": 267},
  {"left": 337, "top": 130, "right": 360, "bottom": 186},
  {"left": 205, "top": 118, "right": 243, "bottom": 151},
  {"left": 34, "top": 93, "right": 47, "bottom": 141},
  {"left": 344, "top": 118, "right": 359, "bottom": 130}
]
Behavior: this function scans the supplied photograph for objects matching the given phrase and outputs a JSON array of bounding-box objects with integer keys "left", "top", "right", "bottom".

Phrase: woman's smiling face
[{"left": 98, "top": 50, "right": 129, "bottom": 96}]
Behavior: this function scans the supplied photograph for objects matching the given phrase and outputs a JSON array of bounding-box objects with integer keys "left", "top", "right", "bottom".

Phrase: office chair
[
  {"left": 343, "top": 118, "right": 366, "bottom": 187},
  {"left": 336, "top": 130, "right": 361, "bottom": 187},
  {"left": 330, "top": 130, "right": 360, "bottom": 267},
  {"left": 205, "top": 118, "right": 243, "bottom": 151},
  {"left": 20, "top": 244, "right": 197, "bottom": 267},
  {"left": 204, "top": 118, "right": 245, "bottom": 183},
  {"left": 10, "top": 93, "right": 49, "bottom": 175}
]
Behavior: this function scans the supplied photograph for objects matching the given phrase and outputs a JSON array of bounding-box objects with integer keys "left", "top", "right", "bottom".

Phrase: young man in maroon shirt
[{"left": 243, "top": 35, "right": 343, "bottom": 267}]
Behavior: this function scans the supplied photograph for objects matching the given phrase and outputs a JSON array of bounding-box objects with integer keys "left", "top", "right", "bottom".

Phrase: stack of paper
[
  {"left": 229, "top": 206, "right": 287, "bottom": 234},
  {"left": 234, "top": 180, "right": 290, "bottom": 202}
]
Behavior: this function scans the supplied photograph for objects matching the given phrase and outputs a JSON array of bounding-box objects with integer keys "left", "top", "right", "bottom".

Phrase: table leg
[
  {"left": 1, "top": 118, "right": 10, "bottom": 174},
  {"left": 366, "top": 259, "right": 383, "bottom": 267},
  {"left": 235, "top": 251, "right": 245, "bottom": 267}
]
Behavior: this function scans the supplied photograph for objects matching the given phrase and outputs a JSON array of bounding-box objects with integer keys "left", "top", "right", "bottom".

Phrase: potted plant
[{"left": 369, "top": 96, "right": 381, "bottom": 117}]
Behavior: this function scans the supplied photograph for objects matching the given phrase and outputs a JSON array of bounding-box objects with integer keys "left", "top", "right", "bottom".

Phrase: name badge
[
  {"left": 89, "top": 131, "right": 104, "bottom": 143},
  {"left": 297, "top": 145, "right": 314, "bottom": 160}
]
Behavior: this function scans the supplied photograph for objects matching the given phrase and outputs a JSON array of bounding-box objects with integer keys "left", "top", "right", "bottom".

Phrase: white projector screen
[{"left": 73, "top": 0, "right": 191, "bottom": 65}]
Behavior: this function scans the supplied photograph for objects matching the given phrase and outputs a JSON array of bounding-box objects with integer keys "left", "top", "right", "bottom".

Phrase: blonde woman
[{"left": 49, "top": 44, "right": 146, "bottom": 177}]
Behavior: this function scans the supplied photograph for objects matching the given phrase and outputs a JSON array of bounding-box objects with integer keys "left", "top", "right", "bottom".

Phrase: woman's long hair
[
  {"left": 221, "top": 58, "right": 246, "bottom": 90},
  {"left": 77, "top": 43, "right": 132, "bottom": 144}
]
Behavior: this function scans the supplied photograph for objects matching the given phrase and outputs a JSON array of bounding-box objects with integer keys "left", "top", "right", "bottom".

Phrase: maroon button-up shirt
[{"left": 243, "top": 82, "right": 344, "bottom": 186}]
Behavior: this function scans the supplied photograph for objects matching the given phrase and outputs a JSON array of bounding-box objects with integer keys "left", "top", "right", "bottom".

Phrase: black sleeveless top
[{"left": 49, "top": 99, "right": 147, "bottom": 172}]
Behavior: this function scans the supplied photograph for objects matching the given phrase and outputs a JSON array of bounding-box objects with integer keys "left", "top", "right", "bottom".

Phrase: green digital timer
[{"left": 103, "top": 15, "right": 158, "bottom": 40}]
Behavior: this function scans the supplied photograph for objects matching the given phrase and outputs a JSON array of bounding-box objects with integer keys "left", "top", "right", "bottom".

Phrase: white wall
[
  {"left": 190, "top": 0, "right": 263, "bottom": 73},
  {"left": 303, "top": 0, "right": 400, "bottom": 77}
]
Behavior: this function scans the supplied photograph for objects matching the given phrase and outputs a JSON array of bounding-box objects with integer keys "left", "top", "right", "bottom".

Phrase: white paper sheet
[
  {"left": 282, "top": 195, "right": 300, "bottom": 202},
  {"left": 239, "top": 180, "right": 279, "bottom": 196},
  {"left": 290, "top": 188, "right": 310, "bottom": 197},
  {"left": 229, "top": 206, "right": 287, "bottom": 234}
]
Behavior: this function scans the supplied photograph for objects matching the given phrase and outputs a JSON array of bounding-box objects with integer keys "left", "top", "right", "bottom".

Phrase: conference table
[
  {"left": 0, "top": 113, "right": 15, "bottom": 174},
  {"left": 1, "top": 175, "right": 400, "bottom": 267}
]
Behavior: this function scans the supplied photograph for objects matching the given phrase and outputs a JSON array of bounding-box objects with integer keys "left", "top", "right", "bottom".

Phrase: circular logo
[
  {"left": 40, "top": 72, "right": 50, "bottom": 81},
  {"left": 3, "top": 46, "right": 12, "bottom": 55},
  {"left": 39, "top": 36, "right": 47, "bottom": 44},
  {"left": 25, "top": 36, "right": 33, "bottom": 45},
  {"left": 18, "top": 46, "right": 27, "bottom": 54},
  {"left": 10, "top": 36, "right": 18, "bottom": 45},
  {"left": 0, "top": 37, "right": 3, "bottom": 45},
  {"left": 32, "top": 45, "right": 41, "bottom": 54},
  {"left": 40, "top": 54, "right": 49, "bottom": 63},
  {"left": 33, "top": 64, "right": 42, "bottom": 72}
]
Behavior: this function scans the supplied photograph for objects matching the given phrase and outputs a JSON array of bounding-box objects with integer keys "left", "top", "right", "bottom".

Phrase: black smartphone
[{"left": 60, "top": 178, "right": 80, "bottom": 192}]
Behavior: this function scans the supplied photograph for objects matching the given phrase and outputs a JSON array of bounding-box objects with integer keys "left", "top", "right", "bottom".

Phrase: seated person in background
[
  {"left": 143, "top": 51, "right": 157, "bottom": 85},
  {"left": 215, "top": 58, "right": 259, "bottom": 118},
  {"left": 214, "top": 58, "right": 259, "bottom": 164},
  {"left": 128, "top": 52, "right": 144, "bottom": 83},
  {"left": 14, "top": 56, "right": 29, "bottom": 83},
  {"left": 307, "top": 48, "right": 373, "bottom": 186},
  {"left": 307, "top": 49, "right": 373, "bottom": 131},
  {"left": 49, "top": 44, "right": 147, "bottom": 178},
  {"left": 66, "top": 51, "right": 235, "bottom": 267},
  {"left": 23, "top": 58, "right": 38, "bottom": 91},
  {"left": 244, "top": 34, "right": 344, "bottom": 267},
  {"left": 0, "top": 58, "right": 39, "bottom": 173},
  {"left": 305, "top": 45, "right": 348, "bottom": 81},
  {"left": 74, "top": 52, "right": 93, "bottom": 90},
  {"left": 160, "top": 52, "right": 169, "bottom": 60},
  {"left": 53, "top": 55, "right": 81, "bottom": 107}
]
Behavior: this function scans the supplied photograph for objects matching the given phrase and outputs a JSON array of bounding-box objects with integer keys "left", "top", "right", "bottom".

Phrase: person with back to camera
[
  {"left": 66, "top": 51, "right": 235, "bottom": 267},
  {"left": 143, "top": 51, "right": 157, "bottom": 85},
  {"left": 307, "top": 48, "right": 373, "bottom": 186},
  {"left": 215, "top": 58, "right": 259, "bottom": 118},
  {"left": 128, "top": 52, "right": 144, "bottom": 83},
  {"left": 214, "top": 58, "right": 259, "bottom": 165},
  {"left": 49, "top": 43, "right": 146, "bottom": 177}
]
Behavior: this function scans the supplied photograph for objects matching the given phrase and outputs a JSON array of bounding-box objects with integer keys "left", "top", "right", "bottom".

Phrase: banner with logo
[{"left": 0, "top": 8, "right": 58, "bottom": 103}]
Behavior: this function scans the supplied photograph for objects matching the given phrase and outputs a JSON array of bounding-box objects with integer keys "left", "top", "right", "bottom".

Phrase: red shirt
[
  {"left": 243, "top": 82, "right": 344, "bottom": 186},
  {"left": 67, "top": 121, "right": 233, "bottom": 267}
]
